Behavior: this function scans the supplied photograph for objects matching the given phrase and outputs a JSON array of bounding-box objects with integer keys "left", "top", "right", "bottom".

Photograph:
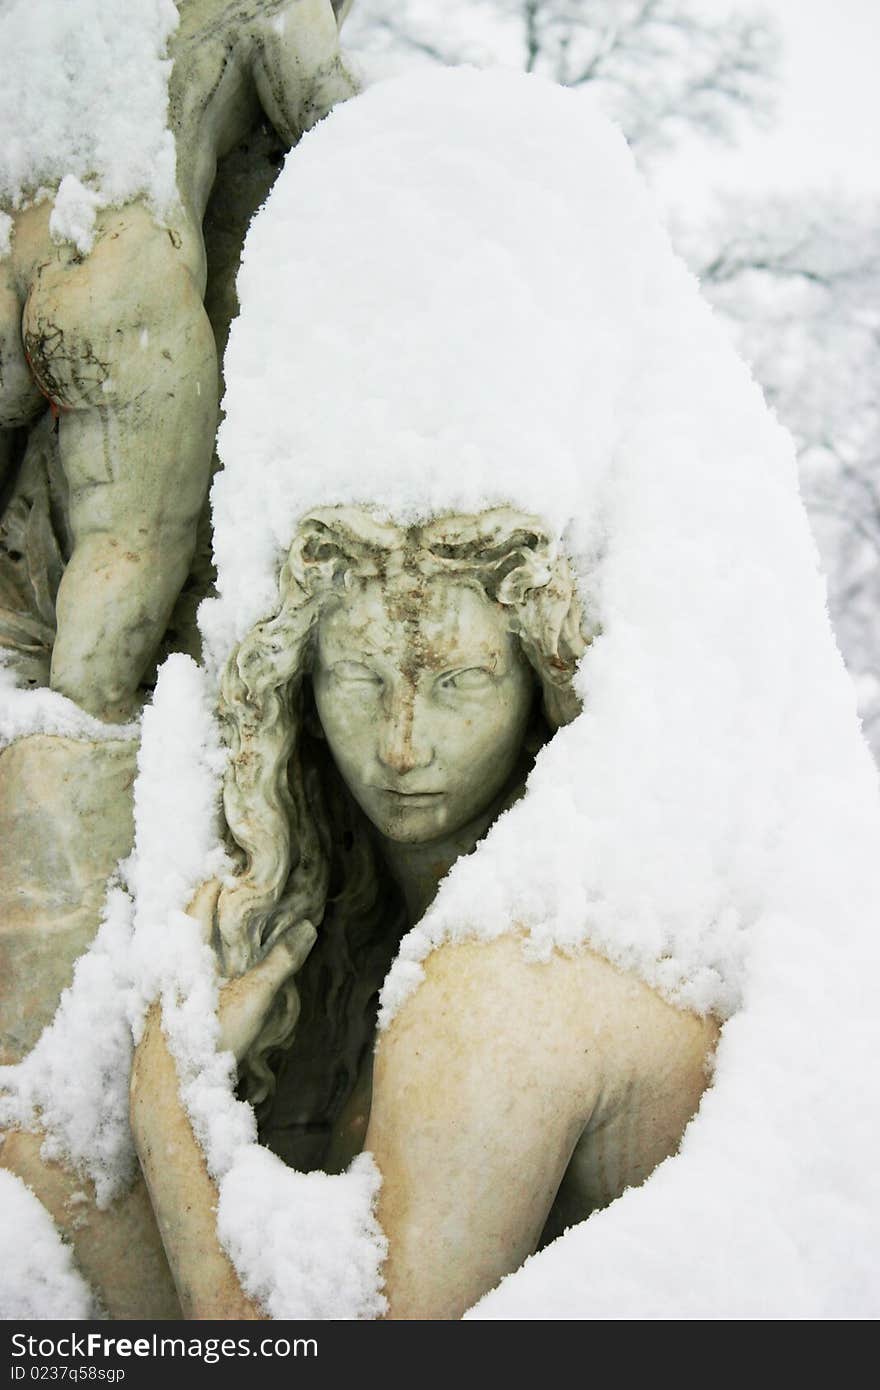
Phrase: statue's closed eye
[
  {"left": 437, "top": 667, "right": 495, "bottom": 692},
  {"left": 330, "top": 661, "right": 381, "bottom": 684}
]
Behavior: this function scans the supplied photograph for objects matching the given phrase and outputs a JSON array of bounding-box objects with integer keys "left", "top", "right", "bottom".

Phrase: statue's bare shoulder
[{"left": 368, "top": 933, "right": 718, "bottom": 1318}]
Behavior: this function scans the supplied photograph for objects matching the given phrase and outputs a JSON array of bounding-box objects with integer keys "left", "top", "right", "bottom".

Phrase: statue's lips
[{"left": 378, "top": 789, "right": 444, "bottom": 804}]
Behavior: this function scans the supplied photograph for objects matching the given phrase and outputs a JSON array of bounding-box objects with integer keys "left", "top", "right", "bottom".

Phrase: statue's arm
[
  {"left": 365, "top": 936, "right": 604, "bottom": 1320},
  {"left": 129, "top": 1005, "right": 262, "bottom": 1320},
  {"left": 0, "top": 879, "right": 260, "bottom": 1320},
  {"left": 0, "top": 1124, "right": 181, "bottom": 1319},
  {"left": 130, "top": 915, "right": 316, "bottom": 1319},
  {"left": 250, "top": 0, "right": 358, "bottom": 145}
]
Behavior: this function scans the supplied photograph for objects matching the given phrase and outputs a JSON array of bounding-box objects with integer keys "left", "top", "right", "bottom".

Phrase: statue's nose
[{"left": 378, "top": 688, "right": 434, "bottom": 774}]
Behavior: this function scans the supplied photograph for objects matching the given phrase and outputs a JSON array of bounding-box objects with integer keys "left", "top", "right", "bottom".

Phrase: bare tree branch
[{"left": 346, "top": 2, "right": 778, "bottom": 150}]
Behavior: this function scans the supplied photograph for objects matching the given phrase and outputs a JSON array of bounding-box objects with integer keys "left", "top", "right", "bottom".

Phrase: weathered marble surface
[
  {"left": 0, "top": 0, "right": 355, "bottom": 1058},
  {"left": 0, "top": 4, "right": 359, "bottom": 1321},
  {"left": 0, "top": 735, "right": 136, "bottom": 1064}
]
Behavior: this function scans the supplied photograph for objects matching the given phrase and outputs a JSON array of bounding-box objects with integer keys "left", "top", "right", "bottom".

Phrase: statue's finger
[
  {"left": 265, "top": 919, "right": 317, "bottom": 982},
  {"left": 185, "top": 878, "right": 222, "bottom": 941},
  {"left": 232, "top": 921, "right": 316, "bottom": 1006},
  {"left": 216, "top": 922, "right": 316, "bottom": 1062}
]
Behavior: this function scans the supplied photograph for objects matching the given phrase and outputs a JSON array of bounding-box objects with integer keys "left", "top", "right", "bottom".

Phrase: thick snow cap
[{"left": 190, "top": 66, "right": 880, "bottom": 1315}]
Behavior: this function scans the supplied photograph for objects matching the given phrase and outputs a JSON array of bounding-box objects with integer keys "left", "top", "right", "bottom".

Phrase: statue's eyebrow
[
  {"left": 421, "top": 642, "right": 507, "bottom": 674},
  {"left": 316, "top": 620, "right": 396, "bottom": 662}
]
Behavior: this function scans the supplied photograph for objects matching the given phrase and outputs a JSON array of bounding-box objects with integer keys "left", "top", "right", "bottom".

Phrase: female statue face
[{"left": 312, "top": 574, "right": 535, "bottom": 844}]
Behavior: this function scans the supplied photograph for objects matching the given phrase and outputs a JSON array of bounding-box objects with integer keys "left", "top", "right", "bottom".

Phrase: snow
[
  {"left": 0, "top": 655, "right": 223, "bottom": 1207},
  {"left": 3, "top": 62, "right": 880, "bottom": 1320},
  {"left": 1, "top": 652, "right": 387, "bottom": 1318},
  {"left": 0, "top": 0, "right": 179, "bottom": 253},
  {"left": 49, "top": 175, "right": 104, "bottom": 257},
  {"left": 205, "top": 71, "right": 637, "bottom": 660},
  {"left": 217, "top": 1149, "right": 387, "bottom": 1320},
  {"left": 470, "top": 909, "right": 880, "bottom": 1319},
  {"left": 126, "top": 655, "right": 231, "bottom": 991},
  {"left": 201, "top": 66, "right": 880, "bottom": 1316},
  {"left": 128, "top": 657, "right": 387, "bottom": 1317},
  {"left": 206, "top": 64, "right": 880, "bottom": 1015},
  {"left": 0, "top": 662, "right": 140, "bottom": 750},
  {"left": 0, "top": 656, "right": 231, "bottom": 1287},
  {"left": 0, "top": 885, "right": 139, "bottom": 1209},
  {"left": 0, "top": 1171, "right": 97, "bottom": 1319}
]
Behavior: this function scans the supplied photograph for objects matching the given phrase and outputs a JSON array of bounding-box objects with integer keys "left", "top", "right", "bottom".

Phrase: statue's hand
[
  {"left": 132, "top": 916, "right": 314, "bottom": 1123},
  {"left": 182, "top": 880, "right": 316, "bottom": 1064},
  {"left": 216, "top": 920, "right": 317, "bottom": 1065}
]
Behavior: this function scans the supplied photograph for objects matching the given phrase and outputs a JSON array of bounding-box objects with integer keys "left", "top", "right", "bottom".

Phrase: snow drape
[{"left": 200, "top": 67, "right": 880, "bottom": 1316}]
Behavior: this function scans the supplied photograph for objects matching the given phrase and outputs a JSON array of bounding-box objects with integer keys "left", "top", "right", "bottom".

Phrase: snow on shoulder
[{"left": 195, "top": 65, "right": 880, "bottom": 1316}]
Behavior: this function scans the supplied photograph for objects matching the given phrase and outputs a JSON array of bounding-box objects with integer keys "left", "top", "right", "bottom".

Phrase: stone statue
[
  {"left": 0, "top": 0, "right": 356, "bottom": 720},
  {"left": 0, "top": 0, "right": 357, "bottom": 1075},
  {"left": 2, "top": 505, "right": 717, "bottom": 1318},
  {"left": 131, "top": 505, "right": 717, "bottom": 1317},
  {"left": 2, "top": 35, "right": 874, "bottom": 1316}
]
